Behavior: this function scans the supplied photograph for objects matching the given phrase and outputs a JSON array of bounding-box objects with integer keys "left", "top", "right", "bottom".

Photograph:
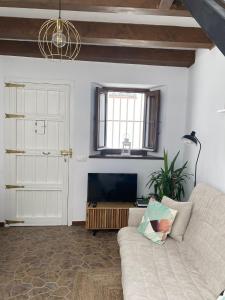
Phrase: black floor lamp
[{"left": 182, "top": 131, "right": 202, "bottom": 187}]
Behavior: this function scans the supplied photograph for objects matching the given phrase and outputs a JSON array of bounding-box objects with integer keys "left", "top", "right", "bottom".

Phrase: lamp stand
[{"left": 194, "top": 138, "right": 202, "bottom": 187}]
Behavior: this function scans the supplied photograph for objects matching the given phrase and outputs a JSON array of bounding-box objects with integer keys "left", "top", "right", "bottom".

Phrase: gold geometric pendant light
[{"left": 38, "top": 0, "right": 81, "bottom": 60}]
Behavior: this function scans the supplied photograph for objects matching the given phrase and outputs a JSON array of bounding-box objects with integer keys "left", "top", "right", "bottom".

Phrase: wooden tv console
[{"left": 86, "top": 202, "right": 135, "bottom": 234}]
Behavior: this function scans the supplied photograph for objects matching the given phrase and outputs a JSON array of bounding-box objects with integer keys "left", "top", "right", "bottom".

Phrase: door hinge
[
  {"left": 5, "top": 113, "right": 25, "bottom": 119},
  {"left": 5, "top": 82, "right": 25, "bottom": 88},
  {"left": 6, "top": 149, "right": 26, "bottom": 154},
  {"left": 5, "top": 219, "right": 25, "bottom": 225},
  {"left": 60, "top": 148, "right": 72, "bottom": 158},
  {"left": 5, "top": 185, "right": 25, "bottom": 189}
]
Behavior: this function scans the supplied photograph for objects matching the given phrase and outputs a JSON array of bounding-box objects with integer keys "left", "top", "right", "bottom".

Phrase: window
[
  {"left": 106, "top": 91, "right": 145, "bottom": 149},
  {"left": 94, "top": 87, "right": 160, "bottom": 154}
]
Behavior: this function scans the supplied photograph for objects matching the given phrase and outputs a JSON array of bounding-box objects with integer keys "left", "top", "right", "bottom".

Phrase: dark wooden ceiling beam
[
  {"left": 183, "top": 0, "right": 225, "bottom": 55},
  {"left": 0, "top": 0, "right": 191, "bottom": 16},
  {"left": 159, "top": 0, "right": 174, "bottom": 9},
  {"left": 0, "top": 17, "right": 213, "bottom": 49},
  {"left": 0, "top": 0, "right": 159, "bottom": 10},
  {"left": 0, "top": 40, "right": 195, "bottom": 67}
]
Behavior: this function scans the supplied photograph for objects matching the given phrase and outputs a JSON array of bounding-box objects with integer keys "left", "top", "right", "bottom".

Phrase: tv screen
[{"left": 88, "top": 173, "right": 137, "bottom": 203}]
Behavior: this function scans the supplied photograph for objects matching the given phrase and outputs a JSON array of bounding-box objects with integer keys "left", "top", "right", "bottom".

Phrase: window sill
[{"left": 89, "top": 154, "right": 163, "bottom": 160}]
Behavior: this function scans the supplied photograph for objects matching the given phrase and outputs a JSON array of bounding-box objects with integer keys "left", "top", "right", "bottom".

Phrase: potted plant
[{"left": 146, "top": 150, "right": 191, "bottom": 202}]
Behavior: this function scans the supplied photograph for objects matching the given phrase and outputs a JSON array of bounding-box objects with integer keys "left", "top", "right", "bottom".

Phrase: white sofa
[{"left": 118, "top": 184, "right": 225, "bottom": 300}]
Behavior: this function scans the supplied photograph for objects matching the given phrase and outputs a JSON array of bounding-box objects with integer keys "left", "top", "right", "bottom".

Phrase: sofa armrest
[{"left": 128, "top": 208, "right": 146, "bottom": 227}]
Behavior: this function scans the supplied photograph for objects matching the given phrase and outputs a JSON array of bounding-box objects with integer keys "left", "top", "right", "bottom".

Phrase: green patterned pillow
[
  {"left": 218, "top": 291, "right": 225, "bottom": 300},
  {"left": 138, "top": 200, "right": 177, "bottom": 244}
]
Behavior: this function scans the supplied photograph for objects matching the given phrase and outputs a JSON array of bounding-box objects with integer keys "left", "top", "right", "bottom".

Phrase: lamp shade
[
  {"left": 182, "top": 131, "right": 198, "bottom": 145},
  {"left": 182, "top": 130, "right": 201, "bottom": 187}
]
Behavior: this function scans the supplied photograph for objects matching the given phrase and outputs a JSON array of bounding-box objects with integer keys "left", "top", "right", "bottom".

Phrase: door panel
[
  {"left": 7, "top": 119, "right": 65, "bottom": 151},
  {"left": 4, "top": 82, "right": 70, "bottom": 226}
]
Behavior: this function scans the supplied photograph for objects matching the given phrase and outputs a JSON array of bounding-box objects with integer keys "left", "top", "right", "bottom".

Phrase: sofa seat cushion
[{"left": 118, "top": 227, "right": 215, "bottom": 300}]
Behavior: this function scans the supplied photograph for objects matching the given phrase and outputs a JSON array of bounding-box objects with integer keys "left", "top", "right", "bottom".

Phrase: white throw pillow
[{"left": 161, "top": 196, "right": 193, "bottom": 242}]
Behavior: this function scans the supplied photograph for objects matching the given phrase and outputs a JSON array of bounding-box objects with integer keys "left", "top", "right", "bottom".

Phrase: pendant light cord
[{"left": 59, "top": 0, "right": 61, "bottom": 19}]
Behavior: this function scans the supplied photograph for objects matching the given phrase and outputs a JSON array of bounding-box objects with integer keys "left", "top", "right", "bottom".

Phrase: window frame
[
  {"left": 143, "top": 90, "right": 161, "bottom": 152},
  {"left": 94, "top": 86, "right": 160, "bottom": 155},
  {"left": 94, "top": 87, "right": 107, "bottom": 150}
]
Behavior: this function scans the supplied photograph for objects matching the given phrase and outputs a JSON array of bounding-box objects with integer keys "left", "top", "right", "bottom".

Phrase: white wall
[
  {"left": 0, "top": 56, "right": 189, "bottom": 222},
  {"left": 184, "top": 47, "right": 225, "bottom": 196}
]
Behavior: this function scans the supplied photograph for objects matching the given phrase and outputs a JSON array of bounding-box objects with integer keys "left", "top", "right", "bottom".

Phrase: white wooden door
[{"left": 4, "top": 82, "right": 70, "bottom": 226}]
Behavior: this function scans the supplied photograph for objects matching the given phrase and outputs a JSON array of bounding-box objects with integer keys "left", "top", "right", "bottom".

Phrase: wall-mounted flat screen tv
[{"left": 87, "top": 173, "right": 137, "bottom": 203}]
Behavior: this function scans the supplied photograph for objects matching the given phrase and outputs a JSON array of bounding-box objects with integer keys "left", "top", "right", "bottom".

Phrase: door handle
[{"left": 42, "top": 152, "right": 50, "bottom": 155}]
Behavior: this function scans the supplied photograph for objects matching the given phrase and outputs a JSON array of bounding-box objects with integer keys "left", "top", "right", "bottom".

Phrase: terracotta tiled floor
[{"left": 0, "top": 226, "right": 120, "bottom": 299}]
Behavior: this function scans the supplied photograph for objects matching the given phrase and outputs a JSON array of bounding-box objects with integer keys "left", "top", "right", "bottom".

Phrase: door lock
[{"left": 60, "top": 148, "right": 72, "bottom": 158}]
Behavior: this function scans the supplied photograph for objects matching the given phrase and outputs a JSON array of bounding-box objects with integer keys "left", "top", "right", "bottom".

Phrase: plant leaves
[{"left": 146, "top": 150, "right": 193, "bottom": 201}]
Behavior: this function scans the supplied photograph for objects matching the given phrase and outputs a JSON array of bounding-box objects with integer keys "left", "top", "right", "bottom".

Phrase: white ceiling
[{"left": 0, "top": 7, "right": 200, "bottom": 27}]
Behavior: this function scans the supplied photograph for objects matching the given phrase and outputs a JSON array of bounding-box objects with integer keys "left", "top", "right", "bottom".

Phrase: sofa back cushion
[{"left": 183, "top": 183, "right": 225, "bottom": 296}]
